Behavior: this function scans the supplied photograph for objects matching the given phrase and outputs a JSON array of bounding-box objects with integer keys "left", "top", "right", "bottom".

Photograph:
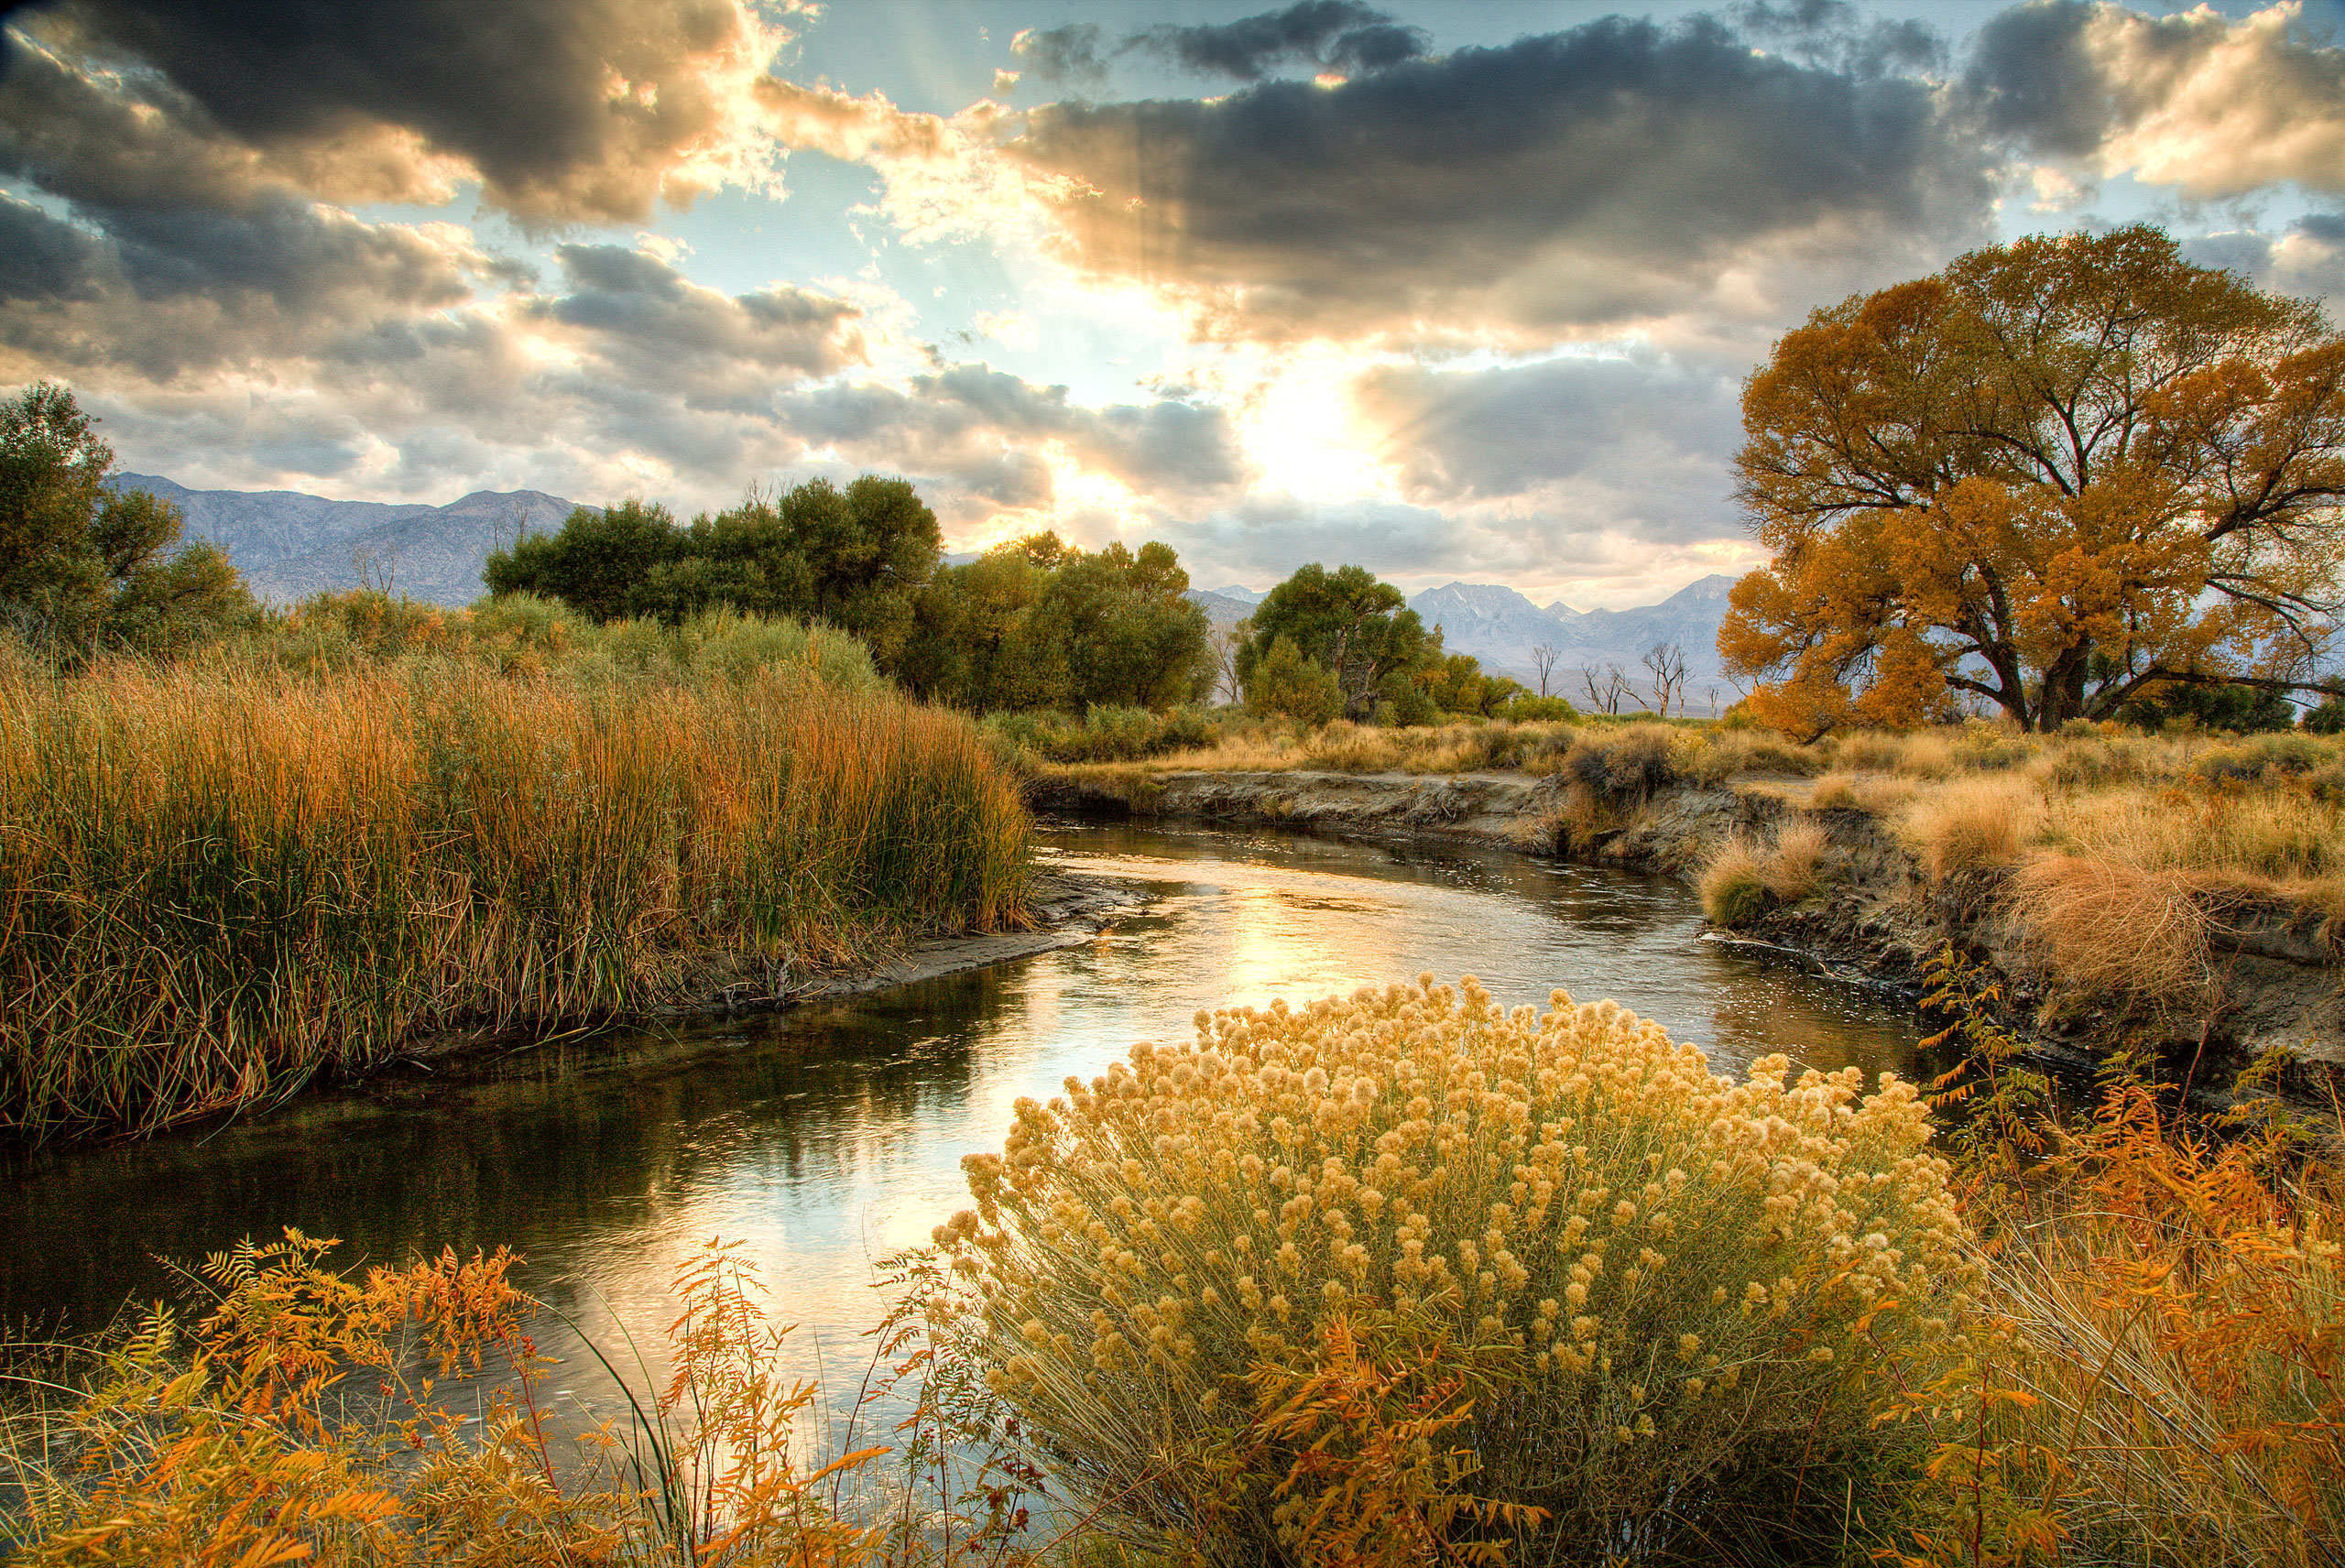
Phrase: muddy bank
[{"left": 1029, "top": 767, "right": 2345, "bottom": 1080}]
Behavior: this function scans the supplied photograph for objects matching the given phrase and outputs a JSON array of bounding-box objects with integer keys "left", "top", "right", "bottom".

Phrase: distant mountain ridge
[{"left": 115, "top": 474, "right": 589, "bottom": 608}]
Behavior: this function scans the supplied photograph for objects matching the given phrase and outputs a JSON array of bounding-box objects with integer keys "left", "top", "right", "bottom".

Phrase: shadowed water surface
[{"left": 0, "top": 821, "right": 1927, "bottom": 1425}]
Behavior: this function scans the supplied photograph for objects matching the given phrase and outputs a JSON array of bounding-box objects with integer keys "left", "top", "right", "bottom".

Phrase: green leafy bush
[
  {"left": 945, "top": 976, "right": 1972, "bottom": 1562},
  {"left": 984, "top": 705, "right": 1219, "bottom": 764}
]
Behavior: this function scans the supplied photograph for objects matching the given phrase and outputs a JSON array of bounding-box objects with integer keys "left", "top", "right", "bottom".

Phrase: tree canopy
[
  {"left": 1237, "top": 563, "right": 1435, "bottom": 723},
  {"left": 1718, "top": 225, "right": 2345, "bottom": 735},
  {"left": 0, "top": 383, "right": 249, "bottom": 659},
  {"left": 901, "top": 533, "right": 1213, "bottom": 713},
  {"left": 484, "top": 475, "right": 941, "bottom": 670}
]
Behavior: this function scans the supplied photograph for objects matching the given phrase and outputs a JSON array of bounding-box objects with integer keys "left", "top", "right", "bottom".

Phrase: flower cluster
[{"left": 941, "top": 975, "right": 1975, "bottom": 1552}]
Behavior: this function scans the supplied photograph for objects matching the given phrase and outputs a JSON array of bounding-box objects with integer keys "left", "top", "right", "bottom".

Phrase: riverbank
[
  {"left": 0, "top": 629, "right": 1031, "bottom": 1140},
  {"left": 1027, "top": 756, "right": 2345, "bottom": 1091}
]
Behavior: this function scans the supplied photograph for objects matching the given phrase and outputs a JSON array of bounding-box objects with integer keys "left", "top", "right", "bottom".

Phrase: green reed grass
[{"left": 0, "top": 653, "right": 1030, "bottom": 1140}]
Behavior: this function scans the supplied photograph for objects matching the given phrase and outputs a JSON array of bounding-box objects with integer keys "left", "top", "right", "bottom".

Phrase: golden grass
[
  {"left": 1698, "top": 836, "right": 1772, "bottom": 925},
  {"left": 1761, "top": 819, "right": 1827, "bottom": 901},
  {"left": 0, "top": 653, "right": 1030, "bottom": 1138},
  {"left": 1899, "top": 777, "right": 2042, "bottom": 881},
  {"left": 2002, "top": 855, "right": 2215, "bottom": 1005},
  {"left": 1926, "top": 1089, "right": 2345, "bottom": 1566}
]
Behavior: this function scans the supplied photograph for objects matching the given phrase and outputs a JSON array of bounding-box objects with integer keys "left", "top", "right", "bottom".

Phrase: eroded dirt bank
[{"left": 1028, "top": 768, "right": 2345, "bottom": 1082}]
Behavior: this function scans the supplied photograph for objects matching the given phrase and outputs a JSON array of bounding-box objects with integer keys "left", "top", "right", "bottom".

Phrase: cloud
[
  {"left": 1007, "top": 15, "right": 1995, "bottom": 343},
  {"left": 1128, "top": 2, "right": 1428, "bottom": 82},
  {"left": 1357, "top": 354, "right": 1740, "bottom": 528},
  {"left": 534, "top": 245, "right": 867, "bottom": 402},
  {"left": 0, "top": 190, "right": 495, "bottom": 382},
  {"left": 2181, "top": 214, "right": 2345, "bottom": 310},
  {"left": 1962, "top": 1, "right": 2345, "bottom": 197},
  {"left": 777, "top": 363, "right": 1246, "bottom": 504},
  {"left": 1011, "top": 23, "right": 1109, "bottom": 87},
  {"left": 3, "top": 0, "right": 793, "bottom": 224}
]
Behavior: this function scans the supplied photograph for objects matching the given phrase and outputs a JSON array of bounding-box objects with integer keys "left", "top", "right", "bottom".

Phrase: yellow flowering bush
[{"left": 942, "top": 975, "right": 1975, "bottom": 1562}]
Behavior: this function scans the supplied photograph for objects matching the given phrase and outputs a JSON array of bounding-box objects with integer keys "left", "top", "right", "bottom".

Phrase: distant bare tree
[
  {"left": 1580, "top": 663, "right": 1642, "bottom": 716},
  {"left": 1209, "top": 620, "right": 1248, "bottom": 705},
  {"left": 1641, "top": 641, "right": 1688, "bottom": 717},
  {"left": 1532, "top": 641, "right": 1561, "bottom": 698},
  {"left": 1705, "top": 683, "right": 1720, "bottom": 717},
  {"left": 352, "top": 542, "right": 398, "bottom": 595}
]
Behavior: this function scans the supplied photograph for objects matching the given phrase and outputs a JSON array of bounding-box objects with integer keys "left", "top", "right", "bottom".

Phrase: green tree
[
  {"left": 1424, "top": 651, "right": 1526, "bottom": 717},
  {"left": 1721, "top": 224, "right": 2345, "bottom": 736},
  {"left": 484, "top": 498, "right": 682, "bottom": 623},
  {"left": 900, "top": 532, "right": 1212, "bottom": 713},
  {"left": 482, "top": 474, "right": 943, "bottom": 673},
  {"left": 1245, "top": 635, "right": 1343, "bottom": 724},
  {"left": 0, "top": 383, "right": 250, "bottom": 658},
  {"left": 1238, "top": 563, "right": 1433, "bottom": 721}
]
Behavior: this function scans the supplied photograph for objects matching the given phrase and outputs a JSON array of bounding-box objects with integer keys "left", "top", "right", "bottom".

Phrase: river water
[{"left": 0, "top": 820, "right": 1928, "bottom": 1433}]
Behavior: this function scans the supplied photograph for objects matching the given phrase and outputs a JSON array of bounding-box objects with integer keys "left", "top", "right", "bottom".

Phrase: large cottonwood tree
[{"left": 1718, "top": 226, "right": 2345, "bottom": 735}]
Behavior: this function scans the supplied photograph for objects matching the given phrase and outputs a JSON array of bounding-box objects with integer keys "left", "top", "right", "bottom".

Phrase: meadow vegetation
[
  {"left": 5, "top": 975, "right": 2335, "bottom": 1566},
  {"left": 0, "top": 593, "right": 1030, "bottom": 1138}
]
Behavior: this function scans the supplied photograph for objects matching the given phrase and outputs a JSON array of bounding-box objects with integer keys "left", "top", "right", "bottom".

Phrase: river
[{"left": 0, "top": 820, "right": 1928, "bottom": 1441}]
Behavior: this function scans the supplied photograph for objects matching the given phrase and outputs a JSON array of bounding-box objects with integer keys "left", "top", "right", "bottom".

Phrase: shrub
[
  {"left": 945, "top": 977, "right": 1971, "bottom": 1563},
  {"left": 1902, "top": 779, "right": 2035, "bottom": 881},
  {"left": 1499, "top": 694, "right": 1579, "bottom": 723},
  {"left": 1697, "top": 838, "right": 1772, "bottom": 926},
  {"left": 1248, "top": 637, "right": 1343, "bottom": 726},
  {"left": 1762, "top": 820, "right": 1827, "bottom": 902},
  {"left": 1564, "top": 724, "right": 1678, "bottom": 800},
  {"left": 2191, "top": 731, "right": 2330, "bottom": 788},
  {"left": 2002, "top": 855, "right": 2213, "bottom": 1007},
  {"left": 984, "top": 705, "right": 1219, "bottom": 764}
]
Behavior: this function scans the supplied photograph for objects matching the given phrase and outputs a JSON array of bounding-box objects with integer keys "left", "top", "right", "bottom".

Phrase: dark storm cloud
[
  {"left": 0, "top": 188, "right": 483, "bottom": 381},
  {"left": 0, "top": 196, "right": 104, "bottom": 302},
  {"left": 1009, "top": 15, "right": 1993, "bottom": 339},
  {"left": 776, "top": 364, "right": 1244, "bottom": 501},
  {"left": 1128, "top": 2, "right": 1427, "bottom": 82},
  {"left": 2, "top": 0, "right": 775, "bottom": 223}
]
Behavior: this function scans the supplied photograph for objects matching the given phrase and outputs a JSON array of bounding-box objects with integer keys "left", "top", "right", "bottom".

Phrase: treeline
[{"left": 486, "top": 495, "right": 1565, "bottom": 726}]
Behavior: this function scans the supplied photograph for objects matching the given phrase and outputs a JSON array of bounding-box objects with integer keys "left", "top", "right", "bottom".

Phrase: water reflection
[{"left": 1, "top": 820, "right": 1927, "bottom": 1420}]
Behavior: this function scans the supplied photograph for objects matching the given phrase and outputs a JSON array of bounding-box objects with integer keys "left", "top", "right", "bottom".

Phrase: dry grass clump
[
  {"left": 1763, "top": 820, "right": 1827, "bottom": 901},
  {"left": 1900, "top": 779, "right": 2042, "bottom": 882},
  {"left": 0, "top": 658, "right": 1031, "bottom": 1138},
  {"left": 1698, "top": 836, "right": 1773, "bottom": 926},
  {"left": 1698, "top": 822, "right": 1829, "bottom": 924},
  {"left": 945, "top": 975, "right": 1972, "bottom": 1561},
  {"left": 2001, "top": 855, "right": 2215, "bottom": 1007}
]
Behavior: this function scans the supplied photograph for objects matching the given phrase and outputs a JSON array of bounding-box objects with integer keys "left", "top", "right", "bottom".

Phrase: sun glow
[{"left": 1233, "top": 345, "right": 1399, "bottom": 502}]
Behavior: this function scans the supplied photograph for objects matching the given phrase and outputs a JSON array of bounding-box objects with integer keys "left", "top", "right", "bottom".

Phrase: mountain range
[
  {"left": 116, "top": 474, "right": 586, "bottom": 609},
  {"left": 115, "top": 474, "right": 1740, "bottom": 708}
]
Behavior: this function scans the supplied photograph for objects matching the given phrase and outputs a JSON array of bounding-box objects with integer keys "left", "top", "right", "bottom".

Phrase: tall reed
[{"left": 0, "top": 656, "right": 1029, "bottom": 1138}]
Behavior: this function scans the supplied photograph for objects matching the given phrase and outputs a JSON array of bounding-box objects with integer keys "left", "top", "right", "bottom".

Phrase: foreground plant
[{"left": 943, "top": 975, "right": 1977, "bottom": 1563}]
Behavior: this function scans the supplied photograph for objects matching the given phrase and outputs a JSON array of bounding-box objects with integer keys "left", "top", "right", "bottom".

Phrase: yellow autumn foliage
[{"left": 944, "top": 975, "right": 1976, "bottom": 1563}]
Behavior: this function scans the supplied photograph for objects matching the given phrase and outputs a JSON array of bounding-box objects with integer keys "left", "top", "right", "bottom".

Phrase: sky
[{"left": 4, "top": 1, "right": 2345, "bottom": 605}]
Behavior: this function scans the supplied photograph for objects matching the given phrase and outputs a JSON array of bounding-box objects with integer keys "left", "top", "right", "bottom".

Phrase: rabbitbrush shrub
[{"left": 944, "top": 975, "right": 1974, "bottom": 1564}]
